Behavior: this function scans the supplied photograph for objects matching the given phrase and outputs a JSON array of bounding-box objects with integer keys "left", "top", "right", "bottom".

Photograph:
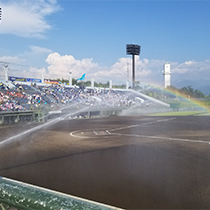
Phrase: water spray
[{"left": 0, "top": 105, "right": 90, "bottom": 146}]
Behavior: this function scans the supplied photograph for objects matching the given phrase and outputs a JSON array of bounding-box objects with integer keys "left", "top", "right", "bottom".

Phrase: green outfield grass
[
  {"left": 149, "top": 111, "right": 210, "bottom": 116},
  {"left": 163, "top": 100, "right": 210, "bottom": 109}
]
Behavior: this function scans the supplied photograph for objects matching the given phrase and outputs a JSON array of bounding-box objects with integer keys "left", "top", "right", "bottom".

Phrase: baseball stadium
[{"left": 0, "top": 75, "right": 210, "bottom": 210}]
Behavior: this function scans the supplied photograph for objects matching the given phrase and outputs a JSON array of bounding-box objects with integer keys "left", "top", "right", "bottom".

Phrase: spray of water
[
  {"left": 26, "top": 101, "right": 81, "bottom": 125},
  {"left": 0, "top": 104, "right": 90, "bottom": 146},
  {"left": 0, "top": 88, "right": 150, "bottom": 146}
]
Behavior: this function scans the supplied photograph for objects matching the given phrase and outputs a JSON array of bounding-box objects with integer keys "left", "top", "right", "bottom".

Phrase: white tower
[
  {"left": 69, "top": 72, "right": 72, "bottom": 86},
  {"left": 91, "top": 78, "right": 94, "bottom": 88},
  {"left": 41, "top": 70, "right": 44, "bottom": 83},
  {"left": 163, "top": 63, "right": 171, "bottom": 88},
  {"left": 3, "top": 64, "right": 8, "bottom": 81},
  {"left": 109, "top": 80, "right": 112, "bottom": 89}
]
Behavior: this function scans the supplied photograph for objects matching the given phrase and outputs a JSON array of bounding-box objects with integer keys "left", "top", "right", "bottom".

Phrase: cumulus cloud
[
  {"left": 43, "top": 53, "right": 156, "bottom": 84},
  {"left": 171, "top": 59, "right": 210, "bottom": 80},
  {"left": 0, "top": 0, "right": 60, "bottom": 38},
  {"left": 0, "top": 48, "right": 50, "bottom": 79},
  {"left": 44, "top": 53, "right": 210, "bottom": 85},
  {"left": 92, "top": 57, "right": 153, "bottom": 84},
  {"left": 2, "top": 50, "right": 210, "bottom": 86},
  {"left": 45, "top": 52, "right": 101, "bottom": 80}
]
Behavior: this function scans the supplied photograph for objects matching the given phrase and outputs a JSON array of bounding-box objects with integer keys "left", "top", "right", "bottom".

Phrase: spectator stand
[{"left": 0, "top": 81, "right": 169, "bottom": 125}]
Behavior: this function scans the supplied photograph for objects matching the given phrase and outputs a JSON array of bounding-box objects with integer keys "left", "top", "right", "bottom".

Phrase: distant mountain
[
  {"left": 198, "top": 86, "right": 210, "bottom": 96},
  {"left": 172, "top": 79, "right": 210, "bottom": 95}
]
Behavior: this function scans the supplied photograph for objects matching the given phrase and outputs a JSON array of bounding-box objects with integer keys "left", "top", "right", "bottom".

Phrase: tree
[{"left": 194, "top": 89, "right": 205, "bottom": 98}]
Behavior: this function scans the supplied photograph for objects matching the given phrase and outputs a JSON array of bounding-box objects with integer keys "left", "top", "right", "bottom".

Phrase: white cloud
[
  {"left": 18, "top": 46, "right": 53, "bottom": 60},
  {"left": 0, "top": 56, "right": 25, "bottom": 79},
  {"left": 184, "top": 60, "right": 196, "bottom": 66},
  {"left": 8, "top": 67, "right": 45, "bottom": 79},
  {"left": 92, "top": 57, "right": 153, "bottom": 84},
  {"left": 0, "top": 53, "right": 47, "bottom": 79},
  {"left": 29, "top": 46, "right": 53, "bottom": 55},
  {"left": 171, "top": 59, "right": 210, "bottom": 80},
  {"left": 0, "top": 0, "right": 60, "bottom": 38},
  {"left": 43, "top": 54, "right": 157, "bottom": 84},
  {"left": 171, "top": 60, "right": 198, "bottom": 74},
  {"left": 46, "top": 53, "right": 210, "bottom": 86},
  {"left": 27, "top": 67, "right": 46, "bottom": 79},
  {"left": 12, "top": 45, "right": 53, "bottom": 70},
  {"left": 1, "top": 50, "right": 210, "bottom": 86},
  {"left": 45, "top": 52, "right": 101, "bottom": 80},
  {"left": 0, "top": 56, "right": 25, "bottom": 64}
]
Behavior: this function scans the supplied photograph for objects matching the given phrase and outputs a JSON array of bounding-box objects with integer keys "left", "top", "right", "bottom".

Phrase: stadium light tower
[
  {"left": 126, "top": 44, "right": 141, "bottom": 88},
  {"left": 0, "top": 7, "right": 2, "bottom": 22}
]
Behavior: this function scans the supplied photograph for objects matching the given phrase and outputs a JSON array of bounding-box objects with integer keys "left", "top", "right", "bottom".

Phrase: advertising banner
[
  {"left": 44, "top": 79, "right": 59, "bottom": 84},
  {"left": 9, "top": 76, "right": 26, "bottom": 82},
  {"left": 27, "top": 78, "right": 42, "bottom": 83}
]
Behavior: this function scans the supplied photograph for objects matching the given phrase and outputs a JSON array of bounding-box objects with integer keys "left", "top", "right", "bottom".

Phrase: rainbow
[{"left": 145, "top": 85, "right": 210, "bottom": 113}]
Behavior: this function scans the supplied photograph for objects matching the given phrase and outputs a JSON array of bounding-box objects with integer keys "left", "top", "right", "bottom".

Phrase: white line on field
[
  {"left": 108, "top": 117, "right": 176, "bottom": 132},
  {"left": 106, "top": 130, "right": 111, "bottom": 135},
  {"left": 70, "top": 130, "right": 91, "bottom": 138},
  {"left": 111, "top": 132, "right": 210, "bottom": 144},
  {"left": 70, "top": 118, "right": 177, "bottom": 139},
  {"left": 70, "top": 129, "right": 113, "bottom": 139}
]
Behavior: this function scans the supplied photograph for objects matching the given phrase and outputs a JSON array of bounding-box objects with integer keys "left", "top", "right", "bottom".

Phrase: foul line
[
  {"left": 108, "top": 117, "right": 176, "bottom": 132},
  {"left": 70, "top": 118, "right": 176, "bottom": 139},
  {"left": 70, "top": 129, "right": 112, "bottom": 139},
  {"left": 69, "top": 118, "right": 210, "bottom": 144},
  {"left": 111, "top": 132, "right": 210, "bottom": 144}
]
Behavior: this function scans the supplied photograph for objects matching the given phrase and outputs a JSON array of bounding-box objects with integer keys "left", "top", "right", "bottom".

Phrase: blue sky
[{"left": 0, "top": 0, "right": 210, "bottom": 87}]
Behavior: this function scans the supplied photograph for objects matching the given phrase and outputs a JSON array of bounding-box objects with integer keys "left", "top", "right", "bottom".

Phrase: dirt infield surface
[{"left": 1, "top": 115, "right": 210, "bottom": 209}]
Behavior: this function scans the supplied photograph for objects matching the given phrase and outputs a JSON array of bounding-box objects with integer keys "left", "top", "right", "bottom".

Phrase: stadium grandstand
[{"left": 0, "top": 76, "right": 170, "bottom": 123}]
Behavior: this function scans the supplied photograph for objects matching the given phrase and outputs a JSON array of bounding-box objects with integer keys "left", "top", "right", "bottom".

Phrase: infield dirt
[{"left": 0, "top": 115, "right": 210, "bottom": 209}]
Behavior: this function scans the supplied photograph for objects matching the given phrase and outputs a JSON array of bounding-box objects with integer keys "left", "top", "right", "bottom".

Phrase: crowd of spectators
[
  {"left": 0, "top": 83, "right": 25, "bottom": 111},
  {"left": 0, "top": 82, "right": 143, "bottom": 112}
]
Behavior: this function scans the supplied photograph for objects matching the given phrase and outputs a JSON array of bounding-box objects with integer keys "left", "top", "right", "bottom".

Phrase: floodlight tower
[
  {"left": 163, "top": 63, "right": 171, "bottom": 88},
  {"left": 0, "top": 7, "right": 2, "bottom": 22},
  {"left": 126, "top": 44, "right": 141, "bottom": 88},
  {"left": 126, "top": 62, "right": 130, "bottom": 89}
]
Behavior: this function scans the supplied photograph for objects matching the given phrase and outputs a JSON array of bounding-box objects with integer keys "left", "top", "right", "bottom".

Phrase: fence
[
  {"left": 0, "top": 110, "right": 46, "bottom": 125},
  {"left": 0, "top": 177, "right": 122, "bottom": 210}
]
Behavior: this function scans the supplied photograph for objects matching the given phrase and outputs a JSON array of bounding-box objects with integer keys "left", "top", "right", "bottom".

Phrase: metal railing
[
  {"left": 0, "top": 177, "right": 122, "bottom": 210},
  {"left": 0, "top": 110, "right": 46, "bottom": 125}
]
